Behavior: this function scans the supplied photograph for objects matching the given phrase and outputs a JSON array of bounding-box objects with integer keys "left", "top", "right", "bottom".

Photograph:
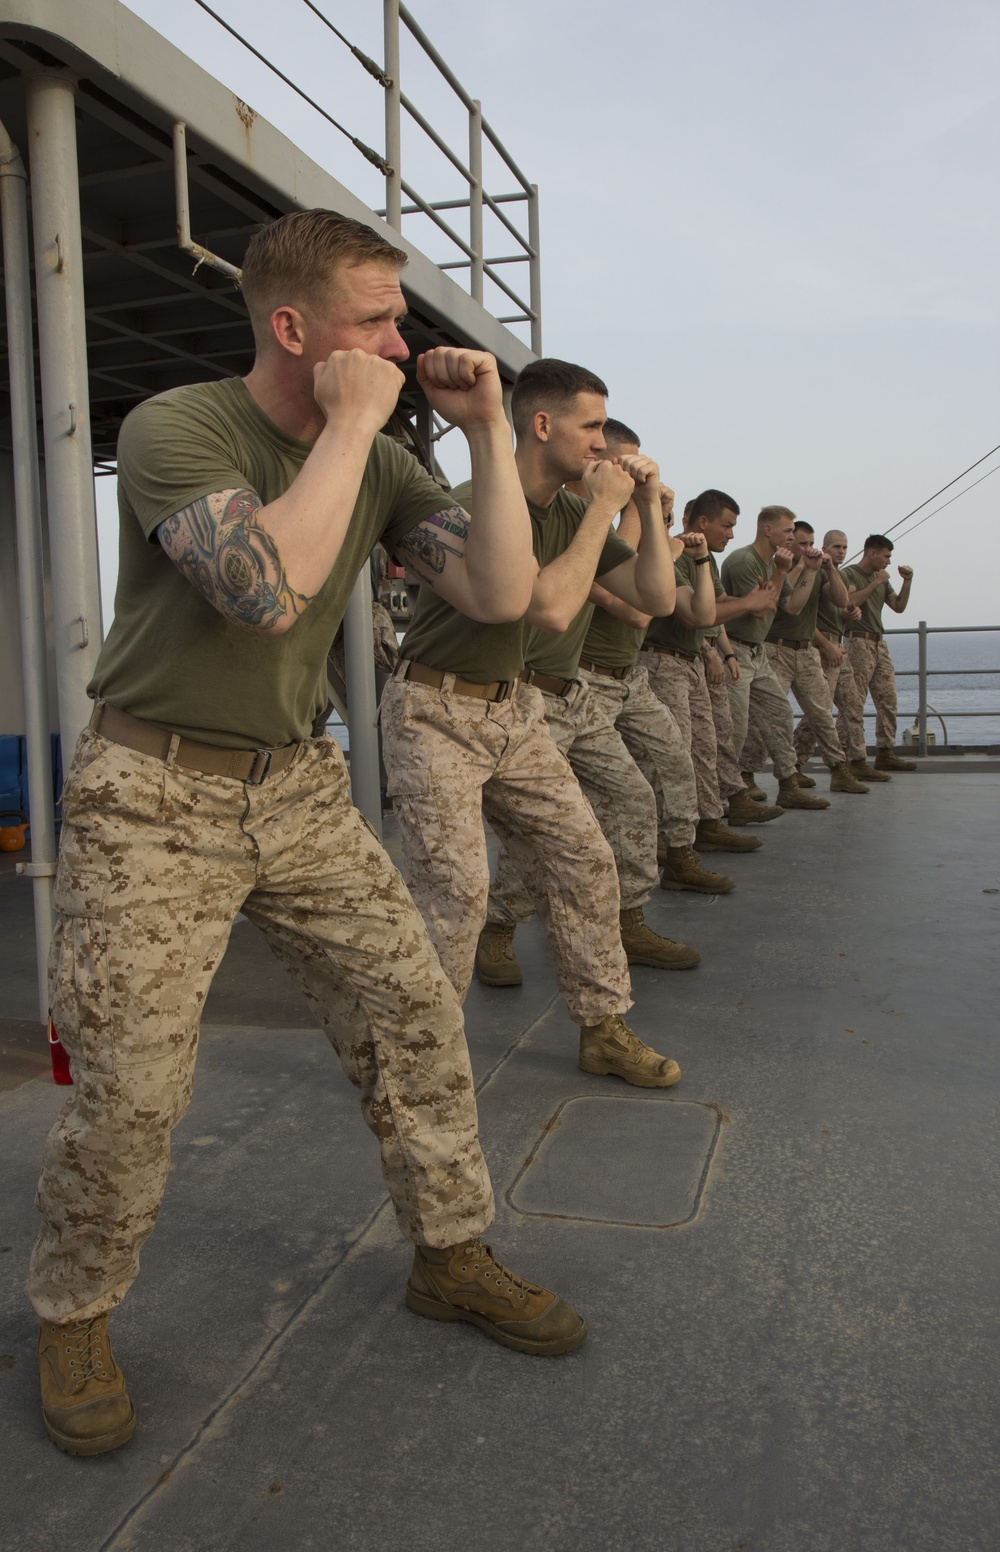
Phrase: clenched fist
[
  {"left": 313, "top": 349, "right": 404, "bottom": 432},
  {"left": 416, "top": 347, "right": 504, "bottom": 430},
  {"left": 582, "top": 458, "right": 635, "bottom": 513}
]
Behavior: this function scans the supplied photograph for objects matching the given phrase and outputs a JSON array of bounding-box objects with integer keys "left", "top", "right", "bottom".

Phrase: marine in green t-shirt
[
  {"left": 721, "top": 545, "right": 794, "bottom": 644},
  {"left": 646, "top": 552, "right": 724, "bottom": 657},
  {"left": 766, "top": 566, "right": 825, "bottom": 644},
  {"left": 840, "top": 563, "right": 896, "bottom": 636},
  {"left": 94, "top": 378, "right": 452, "bottom": 748},
  {"left": 401, "top": 483, "right": 634, "bottom": 683}
]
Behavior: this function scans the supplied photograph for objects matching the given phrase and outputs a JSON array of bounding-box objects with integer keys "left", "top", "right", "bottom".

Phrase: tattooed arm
[{"left": 158, "top": 489, "right": 313, "bottom": 633}]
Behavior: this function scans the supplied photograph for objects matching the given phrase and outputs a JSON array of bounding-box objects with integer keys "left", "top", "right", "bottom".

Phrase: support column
[
  {"left": 25, "top": 74, "right": 103, "bottom": 754},
  {"left": 0, "top": 121, "right": 57, "bottom": 1022},
  {"left": 343, "top": 576, "right": 383, "bottom": 837}
]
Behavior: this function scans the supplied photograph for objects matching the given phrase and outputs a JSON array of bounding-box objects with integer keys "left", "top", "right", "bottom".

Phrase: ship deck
[{"left": 1, "top": 759, "right": 998, "bottom": 1552}]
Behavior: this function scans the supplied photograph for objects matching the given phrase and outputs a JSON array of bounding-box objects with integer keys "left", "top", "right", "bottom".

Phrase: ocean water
[
  {"left": 329, "top": 625, "right": 1000, "bottom": 754},
  {"left": 883, "top": 627, "right": 1000, "bottom": 748}
]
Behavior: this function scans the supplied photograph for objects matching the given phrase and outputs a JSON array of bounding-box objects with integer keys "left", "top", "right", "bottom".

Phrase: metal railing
[
  {"left": 189, "top": 0, "right": 541, "bottom": 349},
  {"left": 882, "top": 622, "right": 1000, "bottom": 756},
  {"left": 378, "top": 1, "right": 540, "bottom": 349}
]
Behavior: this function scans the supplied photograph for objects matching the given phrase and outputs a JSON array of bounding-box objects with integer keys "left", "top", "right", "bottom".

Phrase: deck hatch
[{"left": 507, "top": 1094, "right": 723, "bottom": 1229}]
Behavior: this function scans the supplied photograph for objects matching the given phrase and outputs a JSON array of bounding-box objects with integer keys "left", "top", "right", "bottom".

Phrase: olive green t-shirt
[
  {"left": 524, "top": 508, "right": 633, "bottom": 678},
  {"left": 645, "top": 553, "right": 723, "bottom": 656},
  {"left": 91, "top": 378, "right": 449, "bottom": 748},
  {"left": 721, "top": 545, "right": 793, "bottom": 645},
  {"left": 767, "top": 566, "right": 825, "bottom": 644},
  {"left": 840, "top": 563, "right": 896, "bottom": 636},
  {"left": 400, "top": 483, "right": 633, "bottom": 682},
  {"left": 817, "top": 573, "right": 847, "bottom": 637},
  {"left": 579, "top": 606, "right": 646, "bottom": 671}
]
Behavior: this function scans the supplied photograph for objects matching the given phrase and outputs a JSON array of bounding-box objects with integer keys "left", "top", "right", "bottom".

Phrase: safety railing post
[
  {"left": 468, "top": 99, "right": 483, "bottom": 304},
  {"left": 383, "top": 0, "right": 402, "bottom": 229},
  {"left": 917, "top": 620, "right": 928, "bottom": 757},
  {"left": 527, "top": 183, "right": 541, "bottom": 353}
]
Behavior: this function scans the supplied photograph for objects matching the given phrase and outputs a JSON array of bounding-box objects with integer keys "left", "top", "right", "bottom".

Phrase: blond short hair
[{"left": 241, "top": 209, "right": 407, "bottom": 327}]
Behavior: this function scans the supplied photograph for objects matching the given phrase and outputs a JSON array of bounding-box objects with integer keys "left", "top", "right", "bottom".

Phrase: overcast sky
[{"left": 105, "top": 0, "right": 1000, "bottom": 626}]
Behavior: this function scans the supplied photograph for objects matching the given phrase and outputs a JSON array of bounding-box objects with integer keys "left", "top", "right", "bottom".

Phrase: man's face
[
  {"left": 866, "top": 544, "right": 893, "bottom": 571},
  {"left": 305, "top": 260, "right": 410, "bottom": 364},
  {"left": 698, "top": 509, "right": 737, "bottom": 553},
  {"left": 792, "top": 527, "right": 815, "bottom": 560},
  {"left": 545, "top": 391, "right": 608, "bottom": 480},
  {"left": 824, "top": 533, "right": 848, "bottom": 566},
  {"left": 765, "top": 514, "right": 795, "bottom": 548}
]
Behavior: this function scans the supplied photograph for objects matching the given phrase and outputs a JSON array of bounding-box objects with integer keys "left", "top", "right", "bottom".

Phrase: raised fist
[
  {"left": 313, "top": 349, "right": 404, "bottom": 430},
  {"left": 898, "top": 564, "right": 913, "bottom": 581},
  {"left": 583, "top": 458, "right": 635, "bottom": 512},
  {"left": 682, "top": 531, "right": 709, "bottom": 558},
  {"left": 774, "top": 546, "right": 795, "bottom": 573}
]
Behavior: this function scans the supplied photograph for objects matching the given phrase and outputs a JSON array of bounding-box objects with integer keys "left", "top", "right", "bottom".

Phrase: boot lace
[
  {"left": 456, "top": 1240, "right": 542, "bottom": 1302},
  {"left": 58, "top": 1318, "right": 111, "bottom": 1393}
]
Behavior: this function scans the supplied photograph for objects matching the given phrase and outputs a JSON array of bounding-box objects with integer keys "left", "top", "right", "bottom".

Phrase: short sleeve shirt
[
  {"left": 841, "top": 564, "right": 896, "bottom": 636},
  {"left": 720, "top": 545, "right": 793, "bottom": 644},
  {"left": 90, "top": 378, "right": 451, "bottom": 748},
  {"left": 401, "top": 484, "right": 633, "bottom": 682},
  {"left": 580, "top": 606, "right": 646, "bottom": 671},
  {"left": 645, "top": 553, "right": 723, "bottom": 656},
  {"left": 767, "top": 567, "right": 825, "bottom": 644},
  {"left": 817, "top": 574, "right": 848, "bottom": 637}
]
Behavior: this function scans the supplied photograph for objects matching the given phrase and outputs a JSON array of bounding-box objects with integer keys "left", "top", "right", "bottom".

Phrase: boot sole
[
  {"left": 579, "top": 1055, "right": 682, "bottom": 1088},
  {"left": 475, "top": 968, "right": 523, "bottom": 987},
  {"left": 694, "top": 838, "right": 762, "bottom": 852},
  {"left": 659, "top": 878, "right": 736, "bottom": 894},
  {"left": 405, "top": 1287, "right": 588, "bottom": 1355},
  {"left": 775, "top": 801, "right": 830, "bottom": 812},
  {"left": 625, "top": 951, "right": 701, "bottom": 970},
  {"left": 830, "top": 786, "right": 869, "bottom": 795},
  {"left": 43, "top": 1404, "right": 136, "bottom": 1457}
]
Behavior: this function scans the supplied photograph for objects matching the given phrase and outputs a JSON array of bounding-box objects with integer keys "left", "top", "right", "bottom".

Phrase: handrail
[{"left": 869, "top": 623, "right": 1000, "bottom": 755}]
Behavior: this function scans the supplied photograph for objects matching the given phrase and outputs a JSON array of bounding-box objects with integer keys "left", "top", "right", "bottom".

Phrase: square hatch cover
[{"left": 507, "top": 1095, "right": 722, "bottom": 1228}]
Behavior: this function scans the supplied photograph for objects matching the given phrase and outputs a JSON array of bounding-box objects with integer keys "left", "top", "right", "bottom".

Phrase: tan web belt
[
  {"left": 578, "top": 659, "right": 630, "bottom": 679},
  {"left": 90, "top": 701, "right": 301, "bottom": 784}
]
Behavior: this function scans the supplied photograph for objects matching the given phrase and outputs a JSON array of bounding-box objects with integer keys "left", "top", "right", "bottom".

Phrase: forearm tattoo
[
  {"left": 396, "top": 505, "right": 469, "bottom": 589},
  {"left": 158, "top": 489, "right": 313, "bottom": 631}
]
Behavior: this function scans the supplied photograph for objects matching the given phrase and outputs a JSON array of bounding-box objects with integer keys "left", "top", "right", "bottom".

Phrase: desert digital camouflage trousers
[
  {"left": 726, "top": 640, "right": 798, "bottom": 778},
  {"left": 742, "top": 643, "right": 844, "bottom": 771},
  {"left": 486, "top": 674, "right": 660, "bottom": 926},
  {"left": 381, "top": 674, "right": 631, "bottom": 1025},
  {"left": 28, "top": 727, "right": 494, "bottom": 1325},
  {"left": 639, "top": 648, "right": 725, "bottom": 822},
  {"left": 794, "top": 644, "right": 847, "bottom": 763},
  {"left": 580, "top": 664, "right": 698, "bottom": 849},
  {"left": 837, "top": 636, "right": 898, "bottom": 760},
  {"left": 705, "top": 665, "right": 746, "bottom": 803}
]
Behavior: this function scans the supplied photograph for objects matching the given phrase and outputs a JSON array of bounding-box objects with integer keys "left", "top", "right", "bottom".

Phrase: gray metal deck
[{"left": 1, "top": 763, "right": 998, "bottom": 1552}]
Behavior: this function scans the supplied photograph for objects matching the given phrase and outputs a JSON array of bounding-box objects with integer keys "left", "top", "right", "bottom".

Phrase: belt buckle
[
  {"left": 248, "top": 749, "right": 272, "bottom": 785},
  {"left": 494, "top": 679, "right": 512, "bottom": 702}
]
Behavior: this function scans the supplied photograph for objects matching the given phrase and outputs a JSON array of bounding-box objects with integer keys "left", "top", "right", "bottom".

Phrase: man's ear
[
  {"left": 269, "top": 304, "right": 307, "bottom": 357},
  {"left": 533, "top": 408, "right": 551, "bottom": 443}
]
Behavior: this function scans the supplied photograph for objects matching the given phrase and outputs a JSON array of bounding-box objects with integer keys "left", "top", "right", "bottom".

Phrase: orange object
[
  {"left": 0, "top": 810, "right": 28, "bottom": 852},
  {"left": 48, "top": 1019, "right": 73, "bottom": 1085}
]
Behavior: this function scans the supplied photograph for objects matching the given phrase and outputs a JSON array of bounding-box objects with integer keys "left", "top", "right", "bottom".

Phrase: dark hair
[
  {"left": 793, "top": 520, "right": 814, "bottom": 535},
  {"left": 241, "top": 209, "right": 406, "bottom": 328},
  {"left": 602, "top": 417, "right": 640, "bottom": 449},
  {"left": 864, "top": 534, "right": 893, "bottom": 551},
  {"left": 511, "top": 357, "right": 609, "bottom": 436},
  {"left": 687, "top": 488, "right": 740, "bottom": 524}
]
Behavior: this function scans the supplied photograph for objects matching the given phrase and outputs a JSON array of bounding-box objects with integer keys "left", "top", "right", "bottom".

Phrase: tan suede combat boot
[
  {"left": 407, "top": 1241, "right": 587, "bottom": 1355},
  {"left": 474, "top": 922, "right": 522, "bottom": 987},
  {"left": 694, "top": 818, "right": 762, "bottom": 853},
  {"left": 830, "top": 762, "right": 869, "bottom": 794},
  {"left": 726, "top": 789, "right": 785, "bottom": 825},
  {"left": 660, "top": 847, "right": 736, "bottom": 894},
  {"left": 851, "top": 758, "right": 891, "bottom": 783},
  {"left": 874, "top": 750, "right": 917, "bottom": 772},
  {"left": 741, "top": 772, "right": 768, "bottom": 802},
  {"left": 37, "top": 1314, "right": 136, "bottom": 1456},
  {"left": 794, "top": 763, "right": 817, "bottom": 788},
  {"left": 619, "top": 906, "right": 701, "bottom": 969},
  {"left": 776, "top": 776, "right": 830, "bottom": 811},
  {"left": 579, "top": 1013, "right": 681, "bottom": 1088}
]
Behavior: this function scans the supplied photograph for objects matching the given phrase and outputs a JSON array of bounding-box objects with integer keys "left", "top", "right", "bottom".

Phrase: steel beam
[{"left": 25, "top": 73, "right": 104, "bottom": 752}]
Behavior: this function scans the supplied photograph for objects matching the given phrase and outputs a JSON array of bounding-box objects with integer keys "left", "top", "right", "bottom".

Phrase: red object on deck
[{"left": 48, "top": 1019, "right": 73, "bottom": 1085}]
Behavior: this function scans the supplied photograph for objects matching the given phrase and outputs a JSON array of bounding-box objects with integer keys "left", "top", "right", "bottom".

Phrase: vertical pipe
[
  {"left": 0, "top": 122, "right": 56, "bottom": 1023},
  {"left": 527, "top": 182, "right": 541, "bottom": 354},
  {"left": 383, "top": 0, "right": 402, "bottom": 230},
  {"left": 342, "top": 576, "right": 383, "bottom": 837},
  {"left": 468, "top": 100, "right": 483, "bottom": 304},
  {"left": 25, "top": 75, "right": 103, "bottom": 754},
  {"left": 917, "top": 620, "right": 928, "bottom": 757}
]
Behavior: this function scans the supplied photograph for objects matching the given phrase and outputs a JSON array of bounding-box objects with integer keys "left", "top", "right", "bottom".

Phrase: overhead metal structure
[{"left": 0, "top": 0, "right": 539, "bottom": 1021}]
